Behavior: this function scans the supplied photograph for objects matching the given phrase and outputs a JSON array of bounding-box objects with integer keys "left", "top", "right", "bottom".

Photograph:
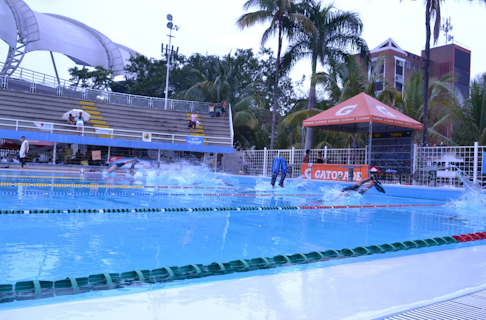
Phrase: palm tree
[
  {"left": 178, "top": 55, "right": 267, "bottom": 148},
  {"left": 180, "top": 56, "right": 235, "bottom": 103},
  {"left": 400, "top": 0, "right": 486, "bottom": 146},
  {"left": 453, "top": 73, "right": 486, "bottom": 145},
  {"left": 282, "top": 1, "right": 368, "bottom": 149},
  {"left": 315, "top": 54, "right": 395, "bottom": 107},
  {"left": 395, "top": 71, "right": 465, "bottom": 145},
  {"left": 237, "top": 0, "right": 315, "bottom": 149}
]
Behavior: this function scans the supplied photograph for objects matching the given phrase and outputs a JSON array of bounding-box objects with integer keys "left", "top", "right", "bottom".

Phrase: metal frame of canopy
[{"left": 302, "top": 93, "right": 423, "bottom": 169}]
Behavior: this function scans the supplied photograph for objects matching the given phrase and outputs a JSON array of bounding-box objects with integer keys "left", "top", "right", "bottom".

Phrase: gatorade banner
[{"left": 301, "top": 164, "right": 369, "bottom": 182}]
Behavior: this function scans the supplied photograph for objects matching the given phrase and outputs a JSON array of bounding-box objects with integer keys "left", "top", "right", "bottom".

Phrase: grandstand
[
  {"left": 0, "top": 81, "right": 233, "bottom": 154},
  {"left": 0, "top": 0, "right": 234, "bottom": 157}
]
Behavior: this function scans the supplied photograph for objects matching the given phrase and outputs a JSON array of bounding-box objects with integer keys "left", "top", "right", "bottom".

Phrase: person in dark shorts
[{"left": 106, "top": 158, "right": 139, "bottom": 175}]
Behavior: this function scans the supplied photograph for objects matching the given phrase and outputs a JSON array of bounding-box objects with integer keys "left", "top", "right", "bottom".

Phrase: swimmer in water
[
  {"left": 312, "top": 176, "right": 385, "bottom": 203},
  {"left": 341, "top": 177, "right": 376, "bottom": 195},
  {"left": 106, "top": 158, "right": 139, "bottom": 175}
]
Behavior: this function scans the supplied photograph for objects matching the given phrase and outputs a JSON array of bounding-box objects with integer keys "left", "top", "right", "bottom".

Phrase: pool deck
[{"left": 1, "top": 244, "right": 486, "bottom": 320}]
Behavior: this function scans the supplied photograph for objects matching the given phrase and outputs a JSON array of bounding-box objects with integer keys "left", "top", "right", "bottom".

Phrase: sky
[{"left": 1, "top": 0, "right": 485, "bottom": 88}]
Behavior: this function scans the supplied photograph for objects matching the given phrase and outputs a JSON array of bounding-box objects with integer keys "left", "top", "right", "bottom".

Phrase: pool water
[{"left": 0, "top": 166, "right": 485, "bottom": 310}]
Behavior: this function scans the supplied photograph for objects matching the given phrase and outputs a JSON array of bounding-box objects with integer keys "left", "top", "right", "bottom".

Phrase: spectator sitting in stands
[
  {"left": 74, "top": 150, "right": 83, "bottom": 165},
  {"left": 67, "top": 114, "right": 76, "bottom": 126},
  {"left": 209, "top": 104, "right": 215, "bottom": 117},
  {"left": 215, "top": 105, "right": 222, "bottom": 117}
]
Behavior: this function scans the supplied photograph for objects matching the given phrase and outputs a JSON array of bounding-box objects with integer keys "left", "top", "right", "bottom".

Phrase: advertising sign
[
  {"left": 186, "top": 136, "right": 204, "bottom": 145},
  {"left": 301, "top": 164, "right": 369, "bottom": 182},
  {"left": 91, "top": 150, "right": 101, "bottom": 161},
  {"left": 142, "top": 132, "right": 152, "bottom": 142}
]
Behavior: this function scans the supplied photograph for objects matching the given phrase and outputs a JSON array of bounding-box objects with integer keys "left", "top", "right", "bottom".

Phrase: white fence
[
  {"left": 415, "top": 144, "right": 485, "bottom": 187},
  {"left": 224, "top": 144, "right": 486, "bottom": 188},
  {"left": 223, "top": 147, "right": 366, "bottom": 178}
]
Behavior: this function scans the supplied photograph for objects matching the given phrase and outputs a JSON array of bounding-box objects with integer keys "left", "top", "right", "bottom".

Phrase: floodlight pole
[{"left": 164, "top": 27, "right": 175, "bottom": 111}]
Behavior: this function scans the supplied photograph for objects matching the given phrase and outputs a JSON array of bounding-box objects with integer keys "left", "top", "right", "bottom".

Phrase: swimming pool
[{"left": 0, "top": 166, "right": 485, "bottom": 312}]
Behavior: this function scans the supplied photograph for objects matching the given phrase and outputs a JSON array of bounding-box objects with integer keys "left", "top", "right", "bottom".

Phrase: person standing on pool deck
[{"left": 19, "top": 136, "right": 29, "bottom": 168}]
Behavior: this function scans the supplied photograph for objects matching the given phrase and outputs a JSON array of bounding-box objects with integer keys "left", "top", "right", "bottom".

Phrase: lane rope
[
  {"left": 0, "top": 203, "right": 449, "bottom": 215},
  {"left": 0, "top": 232, "right": 483, "bottom": 304}
]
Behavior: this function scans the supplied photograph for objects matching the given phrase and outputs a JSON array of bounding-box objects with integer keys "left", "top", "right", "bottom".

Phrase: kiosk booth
[{"left": 301, "top": 93, "right": 423, "bottom": 182}]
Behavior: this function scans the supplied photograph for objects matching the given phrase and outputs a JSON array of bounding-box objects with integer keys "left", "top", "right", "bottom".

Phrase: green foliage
[
  {"left": 114, "top": 54, "right": 192, "bottom": 98},
  {"left": 69, "top": 66, "right": 113, "bottom": 90},
  {"left": 237, "top": 0, "right": 315, "bottom": 149},
  {"left": 453, "top": 73, "right": 486, "bottom": 145}
]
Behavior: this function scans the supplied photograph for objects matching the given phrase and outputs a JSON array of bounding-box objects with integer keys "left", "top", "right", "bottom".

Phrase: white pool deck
[{"left": 1, "top": 244, "right": 486, "bottom": 320}]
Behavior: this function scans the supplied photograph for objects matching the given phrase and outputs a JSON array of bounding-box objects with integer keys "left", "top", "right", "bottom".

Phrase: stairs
[{"left": 0, "top": 89, "right": 232, "bottom": 147}]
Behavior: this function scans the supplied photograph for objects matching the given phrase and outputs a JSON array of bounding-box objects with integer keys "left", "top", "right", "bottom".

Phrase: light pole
[{"left": 163, "top": 14, "right": 179, "bottom": 110}]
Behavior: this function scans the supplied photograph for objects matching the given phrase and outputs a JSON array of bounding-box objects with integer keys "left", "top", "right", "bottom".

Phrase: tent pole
[
  {"left": 301, "top": 126, "right": 305, "bottom": 162},
  {"left": 368, "top": 121, "right": 373, "bottom": 167},
  {"left": 50, "top": 52, "right": 61, "bottom": 86},
  {"left": 352, "top": 133, "right": 356, "bottom": 164}
]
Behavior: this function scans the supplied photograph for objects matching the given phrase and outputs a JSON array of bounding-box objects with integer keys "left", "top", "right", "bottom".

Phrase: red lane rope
[{"left": 298, "top": 204, "right": 447, "bottom": 210}]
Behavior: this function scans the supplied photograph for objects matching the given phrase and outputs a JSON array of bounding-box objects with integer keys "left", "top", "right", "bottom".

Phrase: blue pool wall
[{"left": 245, "top": 175, "right": 476, "bottom": 201}]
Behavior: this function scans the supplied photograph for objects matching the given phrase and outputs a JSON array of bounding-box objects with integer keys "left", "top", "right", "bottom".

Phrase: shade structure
[
  {"left": 303, "top": 93, "right": 423, "bottom": 133},
  {"left": 0, "top": 140, "right": 54, "bottom": 149}
]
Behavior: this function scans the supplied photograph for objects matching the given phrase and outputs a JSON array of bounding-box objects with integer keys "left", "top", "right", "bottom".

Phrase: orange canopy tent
[
  {"left": 303, "top": 92, "right": 423, "bottom": 132},
  {"left": 303, "top": 92, "right": 423, "bottom": 165}
]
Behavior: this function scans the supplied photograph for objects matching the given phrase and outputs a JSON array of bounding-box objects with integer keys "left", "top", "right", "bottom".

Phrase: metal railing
[
  {"left": 0, "top": 117, "right": 232, "bottom": 147},
  {"left": 415, "top": 144, "right": 485, "bottom": 188},
  {"left": 0, "top": 61, "right": 72, "bottom": 88},
  {"left": 0, "top": 63, "right": 220, "bottom": 114}
]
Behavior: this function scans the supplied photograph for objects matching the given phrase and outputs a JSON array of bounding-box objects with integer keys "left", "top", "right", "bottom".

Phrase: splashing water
[
  {"left": 253, "top": 175, "right": 317, "bottom": 193},
  {"left": 103, "top": 161, "right": 241, "bottom": 188},
  {"left": 450, "top": 167, "right": 486, "bottom": 210}
]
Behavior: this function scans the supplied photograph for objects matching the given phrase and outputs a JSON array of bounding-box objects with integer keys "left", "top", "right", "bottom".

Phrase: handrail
[
  {"left": 228, "top": 103, "right": 234, "bottom": 146},
  {"left": 0, "top": 64, "right": 220, "bottom": 114},
  {"left": 0, "top": 117, "right": 232, "bottom": 146}
]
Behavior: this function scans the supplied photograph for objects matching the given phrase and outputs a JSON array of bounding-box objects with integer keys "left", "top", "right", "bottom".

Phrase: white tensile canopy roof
[{"left": 0, "top": 0, "right": 139, "bottom": 76}]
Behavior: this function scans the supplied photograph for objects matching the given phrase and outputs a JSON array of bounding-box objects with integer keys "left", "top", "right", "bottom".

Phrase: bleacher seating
[{"left": 0, "top": 89, "right": 232, "bottom": 147}]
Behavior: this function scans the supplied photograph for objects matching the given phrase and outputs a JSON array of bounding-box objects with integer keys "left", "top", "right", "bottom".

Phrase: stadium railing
[{"left": 0, "top": 117, "right": 232, "bottom": 147}]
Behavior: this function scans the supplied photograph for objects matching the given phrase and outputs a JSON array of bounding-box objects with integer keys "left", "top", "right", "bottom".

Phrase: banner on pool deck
[
  {"left": 186, "top": 136, "right": 204, "bottom": 145},
  {"left": 301, "top": 164, "right": 369, "bottom": 182}
]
